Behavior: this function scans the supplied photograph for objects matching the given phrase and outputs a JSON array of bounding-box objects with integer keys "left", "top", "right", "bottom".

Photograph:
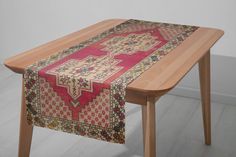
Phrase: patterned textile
[{"left": 24, "top": 19, "right": 198, "bottom": 143}]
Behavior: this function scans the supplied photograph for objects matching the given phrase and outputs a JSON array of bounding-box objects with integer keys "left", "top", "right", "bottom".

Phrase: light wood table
[{"left": 4, "top": 19, "right": 224, "bottom": 157}]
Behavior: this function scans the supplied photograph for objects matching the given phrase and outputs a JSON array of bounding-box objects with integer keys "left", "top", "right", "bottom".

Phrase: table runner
[{"left": 24, "top": 19, "right": 198, "bottom": 143}]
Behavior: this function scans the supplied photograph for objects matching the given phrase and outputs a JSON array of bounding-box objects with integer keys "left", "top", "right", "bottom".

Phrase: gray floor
[{"left": 0, "top": 64, "right": 236, "bottom": 157}]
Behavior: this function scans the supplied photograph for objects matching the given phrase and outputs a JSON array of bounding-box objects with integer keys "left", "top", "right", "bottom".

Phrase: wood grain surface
[{"left": 4, "top": 19, "right": 224, "bottom": 96}]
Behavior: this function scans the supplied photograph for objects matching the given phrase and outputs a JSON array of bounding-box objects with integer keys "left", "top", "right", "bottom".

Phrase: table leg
[
  {"left": 199, "top": 51, "right": 211, "bottom": 145},
  {"left": 142, "top": 105, "right": 147, "bottom": 150},
  {"left": 142, "top": 96, "right": 157, "bottom": 157},
  {"left": 18, "top": 79, "right": 33, "bottom": 157}
]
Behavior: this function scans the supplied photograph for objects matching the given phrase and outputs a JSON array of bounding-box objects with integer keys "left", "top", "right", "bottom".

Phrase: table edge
[{"left": 3, "top": 19, "right": 224, "bottom": 95}]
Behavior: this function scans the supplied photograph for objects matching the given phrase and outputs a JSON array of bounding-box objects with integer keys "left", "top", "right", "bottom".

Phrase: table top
[{"left": 4, "top": 19, "right": 224, "bottom": 95}]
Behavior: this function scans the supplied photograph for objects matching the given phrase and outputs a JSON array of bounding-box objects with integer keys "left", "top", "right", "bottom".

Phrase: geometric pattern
[
  {"left": 158, "top": 27, "right": 184, "bottom": 40},
  {"left": 39, "top": 77, "right": 72, "bottom": 120},
  {"left": 79, "top": 89, "right": 110, "bottom": 128},
  {"left": 24, "top": 19, "right": 198, "bottom": 144},
  {"left": 101, "top": 33, "right": 161, "bottom": 55},
  {"left": 47, "top": 56, "right": 122, "bottom": 100}
]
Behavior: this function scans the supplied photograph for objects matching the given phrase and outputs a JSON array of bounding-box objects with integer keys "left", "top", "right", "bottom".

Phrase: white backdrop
[
  {"left": 0, "top": 0, "right": 235, "bottom": 62},
  {"left": 0, "top": 0, "right": 236, "bottom": 104}
]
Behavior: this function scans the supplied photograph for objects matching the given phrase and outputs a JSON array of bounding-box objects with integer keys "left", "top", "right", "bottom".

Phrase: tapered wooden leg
[
  {"left": 142, "top": 96, "right": 156, "bottom": 157},
  {"left": 199, "top": 51, "right": 211, "bottom": 145},
  {"left": 142, "top": 105, "right": 147, "bottom": 150},
  {"left": 18, "top": 79, "right": 33, "bottom": 157}
]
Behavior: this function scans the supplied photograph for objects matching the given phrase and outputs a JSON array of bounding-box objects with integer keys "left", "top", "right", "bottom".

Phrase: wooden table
[{"left": 4, "top": 19, "right": 224, "bottom": 157}]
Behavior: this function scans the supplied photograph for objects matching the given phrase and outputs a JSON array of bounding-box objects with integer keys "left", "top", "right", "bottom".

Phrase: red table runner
[{"left": 24, "top": 19, "right": 198, "bottom": 143}]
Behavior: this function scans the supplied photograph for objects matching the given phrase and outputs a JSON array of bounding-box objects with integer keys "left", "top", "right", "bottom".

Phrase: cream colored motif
[
  {"left": 47, "top": 55, "right": 122, "bottom": 100},
  {"left": 101, "top": 33, "right": 160, "bottom": 55}
]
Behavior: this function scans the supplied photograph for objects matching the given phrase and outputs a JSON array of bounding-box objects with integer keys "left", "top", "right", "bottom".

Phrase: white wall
[
  {"left": 169, "top": 55, "right": 236, "bottom": 105},
  {"left": 0, "top": 0, "right": 235, "bottom": 62},
  {"left": 1, "top": 0, "right": 236, "bottom": 104}
]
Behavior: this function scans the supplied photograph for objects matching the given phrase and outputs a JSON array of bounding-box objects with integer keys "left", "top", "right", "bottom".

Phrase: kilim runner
[{"left": 24, "top": 19, "right": 198, "bottom": 144}]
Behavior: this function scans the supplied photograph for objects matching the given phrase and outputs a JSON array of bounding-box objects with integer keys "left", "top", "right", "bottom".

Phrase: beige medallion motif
[
  {"left": 101, "top": 33, "right": 161, "bottom": 55},
  {"left": 47, "top": 55, "right": 122, "bottom": 100}
]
